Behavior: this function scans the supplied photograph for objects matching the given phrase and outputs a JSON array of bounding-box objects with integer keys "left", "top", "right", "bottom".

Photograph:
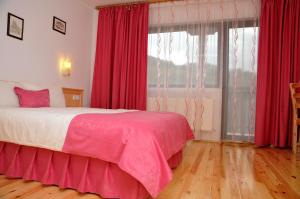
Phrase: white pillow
[
  {"left": 0, "top": 80, "right": 21, "bottom": 107},
  {"left": 20, "top": 82, "right": 66, "bottom": 107},
  {"left": 49, "top": 87, "right": 66, "bottom": 107}
]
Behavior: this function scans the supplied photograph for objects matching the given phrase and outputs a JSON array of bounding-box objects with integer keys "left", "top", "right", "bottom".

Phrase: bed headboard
[{"left": 62, "top": 88, "right": 84, "bottom": 107}]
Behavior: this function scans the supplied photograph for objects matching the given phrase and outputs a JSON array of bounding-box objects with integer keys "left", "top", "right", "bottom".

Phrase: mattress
[{"left": 0, "top": 107, "right": 133, "bottom": 151}]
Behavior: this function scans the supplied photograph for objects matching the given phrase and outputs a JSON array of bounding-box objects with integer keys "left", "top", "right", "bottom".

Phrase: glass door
[{"left": 222, "top": 22, "right": 259, "bottom": 142}]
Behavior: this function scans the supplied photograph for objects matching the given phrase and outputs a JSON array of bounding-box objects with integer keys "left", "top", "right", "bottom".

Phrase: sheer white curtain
[{"left": 147, "top": 0, "right": 260, "bottom": 141}]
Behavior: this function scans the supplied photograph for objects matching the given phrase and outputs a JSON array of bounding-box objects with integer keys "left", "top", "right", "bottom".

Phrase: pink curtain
[
  {"left": 91, "top": 4, "right": 149, "bottom": 110},
  {"left": 255, "top": 0, "right": 300, "bottom": 147}
]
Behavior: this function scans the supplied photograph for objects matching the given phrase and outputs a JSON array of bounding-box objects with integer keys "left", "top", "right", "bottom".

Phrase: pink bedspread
[
  {"left": 0, "top": 141, "right": 183, "bottom": 199},
  {"left": 62, "top": 111, "right": 193, "bottom": 198}
]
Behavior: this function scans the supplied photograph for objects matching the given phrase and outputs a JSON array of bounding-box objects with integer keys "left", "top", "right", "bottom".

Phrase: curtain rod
[{"left": 95, "top": 0, "right": 182, "bottom": 10}]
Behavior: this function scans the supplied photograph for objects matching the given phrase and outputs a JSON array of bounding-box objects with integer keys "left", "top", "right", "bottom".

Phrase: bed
[{"left": 0, "top": 81, "right": 193, "bottom": 199}]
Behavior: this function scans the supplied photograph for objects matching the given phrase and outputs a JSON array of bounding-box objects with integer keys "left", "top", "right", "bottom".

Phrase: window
[
  {"left": 147, "top": 21, "right": 259, "bottom": 142},
  {"left": 147, "top": 25, "right": 220, "bottom": 89}
]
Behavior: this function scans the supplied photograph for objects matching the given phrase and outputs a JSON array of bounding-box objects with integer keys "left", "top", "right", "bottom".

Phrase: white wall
[
  {"left": 0, "top": 0, "right": 95, "bottom": 106},
  {"left": 89, "top": 10, "right": 99, "bottom": 95}
]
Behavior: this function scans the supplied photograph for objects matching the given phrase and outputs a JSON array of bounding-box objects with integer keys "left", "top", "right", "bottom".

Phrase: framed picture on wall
[
  {"left": 7, "top": 13, "right": 24, "bottom": 40},
  {"left": 52, "top": 16, "right": 66, "bottom": 35}
]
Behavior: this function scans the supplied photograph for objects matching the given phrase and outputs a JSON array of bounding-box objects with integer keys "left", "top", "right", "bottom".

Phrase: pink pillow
[{"left": 14, "top": 87, "right": 50, "bottom": 107}]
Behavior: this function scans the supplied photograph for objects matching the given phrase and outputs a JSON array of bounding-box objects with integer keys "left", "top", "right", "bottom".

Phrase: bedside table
[{"left": 62, "top": 88, "right": 84, "bottom": 107}]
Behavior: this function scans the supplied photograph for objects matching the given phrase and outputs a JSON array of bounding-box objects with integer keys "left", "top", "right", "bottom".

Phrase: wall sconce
[{"left": 60, "top": 58, "right": 72, "bottom": 77}]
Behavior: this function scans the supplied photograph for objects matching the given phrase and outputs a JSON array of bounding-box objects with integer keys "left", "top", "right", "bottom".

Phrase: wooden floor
[{"left": 1, "top": 141, "right": 300, "bottom": 199}]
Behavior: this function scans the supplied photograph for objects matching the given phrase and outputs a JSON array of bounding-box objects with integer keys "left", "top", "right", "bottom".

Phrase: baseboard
[{"left": 192, "top": 139, "right": 254, "bottom": 146}]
